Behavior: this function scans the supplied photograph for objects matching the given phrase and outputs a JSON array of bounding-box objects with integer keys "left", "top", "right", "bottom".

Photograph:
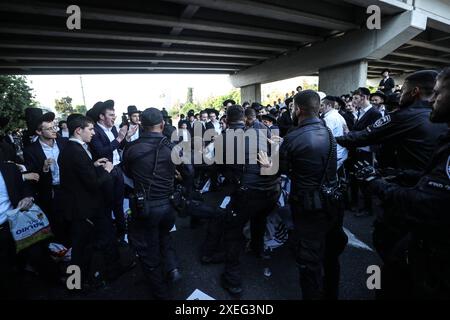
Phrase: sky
[
  {"left": 27, "top": 74, "right": 235, "bottom": 116},
  {"left": 26, "top": 74, "right": 319, "bottom": 116}
]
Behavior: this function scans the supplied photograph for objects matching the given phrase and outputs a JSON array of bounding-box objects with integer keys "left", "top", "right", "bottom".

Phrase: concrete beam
[
  {"left": 230, "top": 10, "right": 427, "bottom": 87},
  {"left": 0, "top": 2, "right": 319, "bottom": 43},
  {"left": 389, "top": 52, "right": 450, "bottom": 64},
  {"left": 379, "top": 58, "right": 439, "bottom": 69},
  {"left": 0, "top": 41, "right": 271, "bottom": 60},
  {"left": 407, "top": 40, "right": 450, "bottom": 54},
  {"left": 319, "top": 60, "right": 368, "bottom": 96},
  {"left": 163, "top": 0, "right": 358, "bottom": 31},
  {"left": 0, "top": 25, "right": 291, "bottom": 52},
  {"left": 0, "top": 69, "right": 234, "bottom": 75},
  {"left": 241, "top": 83, "right": 261, "bottom": 104},
  {"left": 0, "top": 52, "right": 255, "bottom": 65},
  {"left": 342, "top": 0, "right": 413, "bottom": 14}
]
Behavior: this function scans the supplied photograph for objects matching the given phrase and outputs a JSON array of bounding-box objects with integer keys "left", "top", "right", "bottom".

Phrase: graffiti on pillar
[
  {"left": 366, "top": 5, "right": 381, "bottom": 30},
  {"left": 66, "top": 5, "right": 81, "bottom": 30}
]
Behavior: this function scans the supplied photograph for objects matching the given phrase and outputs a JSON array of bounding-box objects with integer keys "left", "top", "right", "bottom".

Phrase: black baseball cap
[{"left": 141, "top": 108, "right": 163, "bottom": 127}]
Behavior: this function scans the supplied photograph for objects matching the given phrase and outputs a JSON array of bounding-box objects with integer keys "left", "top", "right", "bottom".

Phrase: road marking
[{"left": 344, "top": 227, "right": 373, "bottom": 252}]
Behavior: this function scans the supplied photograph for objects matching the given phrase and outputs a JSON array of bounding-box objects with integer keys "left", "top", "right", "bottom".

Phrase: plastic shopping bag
[{"left": 7, "top": 204, "right": 53, "bottom": 253}]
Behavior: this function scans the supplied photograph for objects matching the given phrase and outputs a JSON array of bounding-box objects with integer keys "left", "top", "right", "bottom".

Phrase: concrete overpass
[{"left": 0, "top": 0, "right": 449, "bottom": 101}]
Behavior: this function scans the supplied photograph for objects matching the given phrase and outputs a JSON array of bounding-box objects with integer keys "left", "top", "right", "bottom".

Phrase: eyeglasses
[{"left": 42, "top": 126, "right": 58, "bottom": 132}]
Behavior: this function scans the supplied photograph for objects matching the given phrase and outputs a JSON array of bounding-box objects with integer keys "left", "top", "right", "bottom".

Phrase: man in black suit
[
  {"left": 59, "top": 114, "right": 131, "bottom": 288},
  {"left": 379, "top": 69, "right": 395, "bottom": 95},
  {"left": 89, "top": 100, "right": 137, "bottom": 242},
  {"left": 23, "top": 111, "right": 68, "bottom": 244},
  {"left": 348, "top": 87, "right": 382, "bottom": 216}
]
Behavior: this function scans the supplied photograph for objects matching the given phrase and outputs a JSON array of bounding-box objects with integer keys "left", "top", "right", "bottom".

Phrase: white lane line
[{"left": 344, "top": 227, "right": 373, "bottom": 252}]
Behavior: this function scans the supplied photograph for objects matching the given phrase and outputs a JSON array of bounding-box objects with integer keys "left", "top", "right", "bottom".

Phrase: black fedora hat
[
  {"left": 370, "top": 90, "right": 386, "bottom": 101},
  {"left": 261, "top": 113, "right": 277, "bottom": 123},
  {"left": 127, "top": 105, "right": 141, "bottom": 116},
  {"left": 223, "top": 99, "right": 236, "bottom": 107}
]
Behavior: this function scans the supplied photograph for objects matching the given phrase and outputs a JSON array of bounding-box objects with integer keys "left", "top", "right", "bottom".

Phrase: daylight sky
[{"left": 26, "top": 74, "right": 319, "bottom": 116}]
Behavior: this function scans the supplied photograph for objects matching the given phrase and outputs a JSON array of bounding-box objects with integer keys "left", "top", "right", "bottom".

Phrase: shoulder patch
[
  {"left": 446, "top": 155, "right": 450, "bottom": 180},
  {"left": 372, "top": 115, "right": 391, "bottom": 129}
]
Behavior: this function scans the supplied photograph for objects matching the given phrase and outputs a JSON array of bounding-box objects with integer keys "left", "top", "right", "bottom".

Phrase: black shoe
[
  {"left": 167, "top": 268, "right": 182, "bottom": 283},
  {"left": 221, "top": 274, "right": 243, "bottom": 297}
]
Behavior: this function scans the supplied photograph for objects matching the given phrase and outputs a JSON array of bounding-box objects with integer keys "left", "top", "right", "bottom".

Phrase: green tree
[
  {"left": 74, "top": 104, "right": 87, "bottom": 115},
  {"left": 201, "top": 88, "right": 240, "bottom": 111},
  {"left": 0, "top": 75, "right": 36, "bottom": 132},
  {"left": 55, "top": 96, "right": 74, "bottom": 119}
]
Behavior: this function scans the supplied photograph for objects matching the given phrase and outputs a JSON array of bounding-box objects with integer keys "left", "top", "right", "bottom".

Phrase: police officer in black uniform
[
  {"left": 279, "top": 90, "right": 347, "bottom": 300},
  {"left": 217, "top": 104, "right": 281, "bottom": 297},
  {"left": 122, "top": 108, "right": 188, "bottom": 300},
  {"left": 356, "top": 67, "right": 450, "bottom": 298}
]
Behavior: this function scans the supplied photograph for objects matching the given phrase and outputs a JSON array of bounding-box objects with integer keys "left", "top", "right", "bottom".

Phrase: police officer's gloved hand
[{"left": 354, "top": 161, "right": 380, "bottom": 182}]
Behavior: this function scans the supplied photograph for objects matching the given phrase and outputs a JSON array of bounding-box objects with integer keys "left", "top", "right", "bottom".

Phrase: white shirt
[
  {"left": 211, "top": 121, "right": 221, "bottom": 135},
  {"left": 129, "top": 125, "right": 140, "bottom": 142},
  {"left": 323, "top": 109, "right": 348, "bottom": 169},
  {"left": 97, "top": 122, "right": 121, "bottom": 165},
  {"left": 69, "top": 138, "right": 92, "bottom": 160},
  {"left": 39, "top": 139, "right": 60, "bottom": 185},
  {"left": 0, "top": 172, "right": 13, "bottom": 225},
  {"left": 60, "top": 129, "right": 69, "bottom": 138}
]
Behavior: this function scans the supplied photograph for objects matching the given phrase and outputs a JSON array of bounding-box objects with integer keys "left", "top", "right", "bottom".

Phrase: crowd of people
[{"left": 0, "top": 67, "right": 449, "bottom": 300}]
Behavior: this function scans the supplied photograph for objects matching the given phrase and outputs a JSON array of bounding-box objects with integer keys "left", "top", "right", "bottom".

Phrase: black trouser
[
  {"left": 51, "top": 187, "right": 71, "bottom": 246},
  {"left": 110, "top": 166, "right": 126, "bottom": 238},
  {"left": 70, "top": 213, "right": 121, "bottom": 284},
  {"left": 128, "top": 201, "right": 177, "bottom": 300},
  {"left": 290, "top": 202, "right": 347, "bottom": 300},
  {"left": 222, "top": 187, "right": 280, "bottom": 288},
  {"left": 0, "top": 222, "right": 18, "bottom": 299}
]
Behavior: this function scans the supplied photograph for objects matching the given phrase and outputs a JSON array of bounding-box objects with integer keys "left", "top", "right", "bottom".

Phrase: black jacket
[
  {"left": 352, "top": 106, "right": 382, "bottom": 132},
  {"left": 23, "top": 137, "right": 68, "bottom": 214},
  {"left": 122, "top": 132, "right": 176, "bottom": 200},
  {"left": 277, "top": 111, "right": 293, "bottom": 137},
  {"left": 379, "top": 77, "right": 395, "bottom": 95},
  {"left": 370, "top": 129, "right": 450, "bottom": 246},
  {"left": 90, "top": 123, "right": 124, "bottom": 161},
  {"left": 336, "top": 100, "right": 447, "bottom": 171},
  {"left": 58, "top": 140, "right": 111, "bottom": 221},
  {"left": 280, "top": 117, "right": 337, "bottom": 195},
  {"left": 217, "top": 121, "right": 279, "bottom": 191},
  {"left": 0, "top": 162, "right": 33, "bottom": 208}
]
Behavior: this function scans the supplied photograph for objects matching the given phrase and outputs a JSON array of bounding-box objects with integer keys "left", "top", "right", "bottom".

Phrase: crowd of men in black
[{"left": 0, "top": 68, "right": 449, "bottom": 300}]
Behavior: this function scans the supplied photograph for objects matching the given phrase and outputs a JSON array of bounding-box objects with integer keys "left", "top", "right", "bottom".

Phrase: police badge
[{"left": 372, "top": 115, "right": 391, "bottom": 129}]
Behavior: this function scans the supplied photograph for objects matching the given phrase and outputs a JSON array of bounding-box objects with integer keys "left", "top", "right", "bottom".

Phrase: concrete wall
[
  {"left": 319, "top": 60, "right": 368, "bottom": 96},
  {"left": 240, "top": 83, "right": 261, "bottom": 103}
]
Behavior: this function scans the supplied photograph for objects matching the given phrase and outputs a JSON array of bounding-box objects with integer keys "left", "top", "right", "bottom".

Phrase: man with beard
[{"left": 356, "top": 67, "right": 450, "bottom": 298}]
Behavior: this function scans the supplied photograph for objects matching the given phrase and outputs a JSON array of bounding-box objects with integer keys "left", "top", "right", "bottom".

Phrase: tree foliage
[
  {"left": 74, "top": 104, "right": 87, "bottom": 115},
  {"left": 0, "top": 75, "right": 36, "bottom": 132},
  {"left": 54, "top": 96, "right": 74, "bottom": 119}
]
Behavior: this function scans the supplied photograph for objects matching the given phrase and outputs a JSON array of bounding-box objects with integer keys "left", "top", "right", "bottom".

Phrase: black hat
[
  {"left": 250, "top": 102, "right": 262, "bottom": 112},
  {"left": 223, "top": 99, "right": 236, "bottom": 107},
  {"left": 141, "top": 108, "right": 163, "bottom": 127},
  {"left": 269, "top": 108, "right": 278, "bottom": 116},
  {"left": 261, "top": 113, "right": 277, "bottom": 123},
  {"left": 99, "top": 99, "right": 114, "bottom": 115},
  {"left": 86, "top": 101, "right": 103, "bottom": 121},
  {"left": 370, "top": 90, "right": 386, "bottom": 101},
  {"left": 0, "top": 116, "right": 9, "bottom": 129},
  {"left": 161, "top": 108, "right": 169, "bottom": 118},
  {"left": 381, "top": 69, "right": 390, "bottom": 75},
  {"left": 25, "top": 107, "right": 43, "bottom": 132},
  {"left": 187, "top": 109, "right": 195, "bottom": 118},
  {"left": 127, "top": 105, "right": 141, "bottom": 116}
]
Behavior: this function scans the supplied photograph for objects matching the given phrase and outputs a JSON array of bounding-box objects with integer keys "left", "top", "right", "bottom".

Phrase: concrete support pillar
[
  {"left": 319, "top": 60, "right": 368, "bottom": 96},
  {"left": 240, "top": 83, "right": 261, "bottom": 104}
]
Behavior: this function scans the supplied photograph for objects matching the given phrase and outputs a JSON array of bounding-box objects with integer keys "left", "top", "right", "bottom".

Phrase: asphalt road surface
[{"left": 22, "top": 199, "right": 382, "bottom": 300}]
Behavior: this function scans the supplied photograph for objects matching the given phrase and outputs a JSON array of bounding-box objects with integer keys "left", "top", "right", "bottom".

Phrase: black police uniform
[
  {"left": 218, "top": 121, "right": 281, "bottom": 294},
  {"left": 280, "top": 117, "right": 347, "bottom": 300},
  {"left": 122, "top": 131, "right": 179, "bottom": 300},
  {"left": 336, "top": 100, "right": 447, "bottom": 172},
  {"left": 369, "top": 128, "right": 450, "bottom": 298}
]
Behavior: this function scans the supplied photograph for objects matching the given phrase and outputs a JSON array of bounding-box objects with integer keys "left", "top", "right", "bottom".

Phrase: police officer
[
  {"left": 122, "top": 108, "right": 186, "bottom": 300},
  {"left": 216, "top": 104, "right": 281, "bottom": 297},
  {"left": 279, "top": 90, "right": 347, "bottom": 300},
  {"left": 356, "top": 67, "right": 450, "bottom": 298}
]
